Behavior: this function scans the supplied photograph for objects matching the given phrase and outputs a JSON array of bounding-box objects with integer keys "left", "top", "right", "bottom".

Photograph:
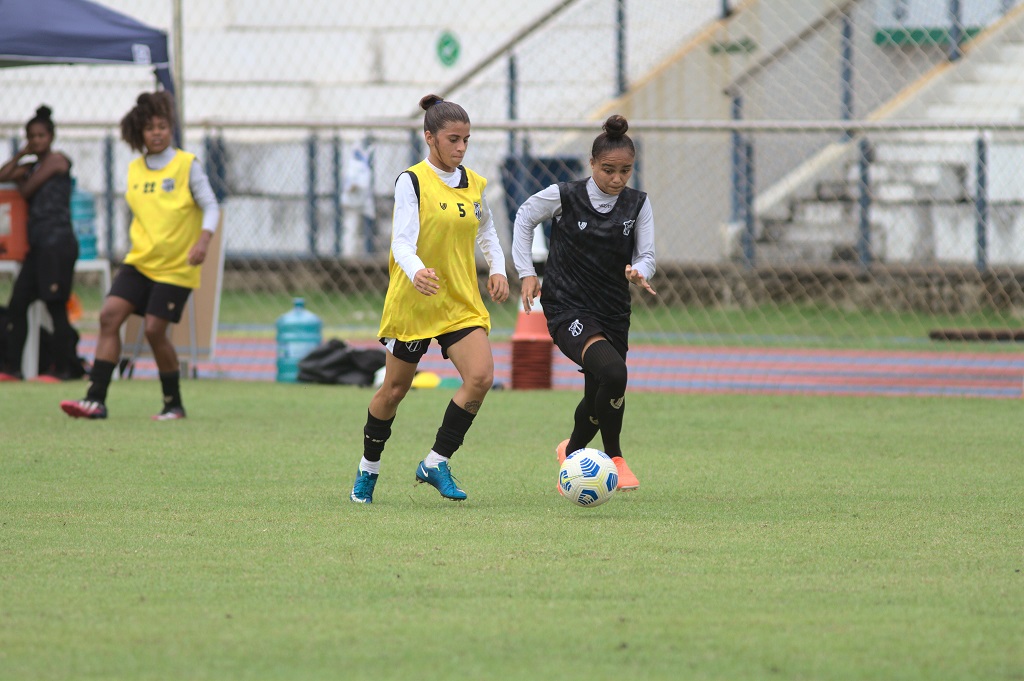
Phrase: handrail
[
  {"left": 406, "top": 0, "right": 581, "bottom": 118},
  {"left": 724, "top": 0, "right": 858, "bottom": 94}
]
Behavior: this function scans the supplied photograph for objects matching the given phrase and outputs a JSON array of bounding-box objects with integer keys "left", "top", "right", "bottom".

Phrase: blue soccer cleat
[
  {"left": 350, "top": 469, "right": 379, "bottom": 504},
  {"left": 415, "top": 460, "right": 467, "bottom": 501}
]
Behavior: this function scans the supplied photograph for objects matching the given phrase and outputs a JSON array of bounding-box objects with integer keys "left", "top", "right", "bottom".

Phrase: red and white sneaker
[
  {"left": 152, "top": 406, "right": 186, "bottom": 421},
  {"left": 613, "top": 456, "right": 640, "bottom": 490},
  {"left": 60, "top": 399, "right": 108, "bottom": 419}
]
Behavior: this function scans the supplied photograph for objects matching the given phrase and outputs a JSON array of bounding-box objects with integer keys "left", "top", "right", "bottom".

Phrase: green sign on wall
[{"left": 437, "top": 31, "right": 460, "bottom": 67}]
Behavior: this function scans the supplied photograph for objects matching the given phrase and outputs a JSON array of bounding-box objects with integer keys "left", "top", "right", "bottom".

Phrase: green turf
[{"left": 2, "top": 381, "right": 1022, "bottom": 680}]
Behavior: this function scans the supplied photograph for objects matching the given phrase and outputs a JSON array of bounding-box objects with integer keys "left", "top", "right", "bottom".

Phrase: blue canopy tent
[{"left": 0, "top": 0, "right": 173, "bottom": 95}]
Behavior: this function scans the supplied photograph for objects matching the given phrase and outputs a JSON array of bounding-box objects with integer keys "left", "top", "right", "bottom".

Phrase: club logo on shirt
[
  {"left": 162, "top": 178, "right": 176, "bottom": 192},
  {"left": 474, "top": 202, "right": 482, "bottom": 221},
  {"left": 577, "top": 221, "right": 588, "bottom": 230},
  {"left": 623, "top": 219, "right": 635, "bottom": 236},
  {"left": 569, "top": 319, "right": 584, "bottom": 337},
  {"left": 439, "top": 203, "right": 448, "bottom": 210}
]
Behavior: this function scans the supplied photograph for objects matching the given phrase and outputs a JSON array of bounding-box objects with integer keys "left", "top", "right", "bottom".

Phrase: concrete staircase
[{"left": 751, "top": 8, "right": 1024, "bottom": 266}]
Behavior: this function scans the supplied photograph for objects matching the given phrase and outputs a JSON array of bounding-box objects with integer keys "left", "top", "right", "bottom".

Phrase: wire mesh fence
[{"left": 3, "top": 0, "right": 1024, "bottom": 356}]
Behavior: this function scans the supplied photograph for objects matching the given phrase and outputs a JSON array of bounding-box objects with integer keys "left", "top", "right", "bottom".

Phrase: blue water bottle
[
  {"left": 275, "top": 298, "right": 322, "bottom": 383},
  {"left": 70, "top": 178, "right": 97, "bottom": 260}
]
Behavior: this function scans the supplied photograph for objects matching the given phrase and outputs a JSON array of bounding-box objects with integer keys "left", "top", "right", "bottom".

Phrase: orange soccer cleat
[
  {"left": 613, "top": 456, "right": 639, "bottom": 491},
  {"left": 555, "top": 439, "right": 569, "bottom": 466}
]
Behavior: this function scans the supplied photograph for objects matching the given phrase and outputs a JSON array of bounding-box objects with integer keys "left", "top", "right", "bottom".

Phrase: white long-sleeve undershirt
[
  {"left": 391, "top": 158, "right": 507, "bottom": 283},
  {"left": 512, "top": 178, "right": 655, "bottom": 281}
]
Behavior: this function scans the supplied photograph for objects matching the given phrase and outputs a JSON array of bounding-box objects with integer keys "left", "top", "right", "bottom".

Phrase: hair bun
[
  {"left": 603, "top": 114, "right": 629, "bottom": 138},
  {"left": 35, "top": 105, "right": 53, "bottom": 121},
  {"left": 419, "top": 93, "right": 444, "bottom": 111}
]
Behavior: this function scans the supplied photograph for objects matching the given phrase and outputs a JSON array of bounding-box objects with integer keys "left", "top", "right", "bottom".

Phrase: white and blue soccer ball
[{"left": 558, "top": 448, "right": 618, "bottom": 507}]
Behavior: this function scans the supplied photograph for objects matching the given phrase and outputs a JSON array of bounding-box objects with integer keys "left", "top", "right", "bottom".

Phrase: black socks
[
  {"left": 579, "top": 340, "right": 628, "bottom": 457},
  {"left": 362, "top": 410, "right": 395, "bottom": 462},
  {"left": 85, "top": 359, "right": 116, "bottom": 403},
  {"left": 431, "top": 400, "right": 476, "bottom": 458}
]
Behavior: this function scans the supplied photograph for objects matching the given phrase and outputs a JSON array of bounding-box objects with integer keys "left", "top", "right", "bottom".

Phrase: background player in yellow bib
[
  {"left": 61, "top": 91, "right": 220, "bottom": 421},
  {"left": 349, "top": 94, "right": 509, "bottom": 503}
]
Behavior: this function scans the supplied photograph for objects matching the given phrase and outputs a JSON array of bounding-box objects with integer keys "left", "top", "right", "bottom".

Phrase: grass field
[{"left": 2, "top": 380, "right": 1022, "bottom": 680}]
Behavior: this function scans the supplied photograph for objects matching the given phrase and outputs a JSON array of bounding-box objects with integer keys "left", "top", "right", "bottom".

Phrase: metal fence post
[
  {"left": 730, "top": 94, "right": 744, "bottom": 224},
  {"left": 508, "top": 53, "right": 518, "bottom": 156},
  {"left": 204, "top": 133, "right": 228, "bottom": 203},
  {"left": 333, "top": 134, "right": 342, "bottom": 258},
  {"left": 840, "top": 10, "right": 854, "bottom": 132},
  {"left": 365, "top": 135, "right": 377, "bottom": 255},
  {"left": 307, "top": 133, "right": 318, "bottom": 256},
  {"left": 741, "top": 139, "right": 755, "bottom": 268},
  {"left": 721, "top": 0, "right": 731, "bottom": 19},
  {"left": 857, "top": 138, "right": 873, "bottom": 269},
  {"left": 975, "top": 133, "right": 989, "bottom": 271},
  {"left": 616, "top": 0, "right": 627, "bottom": 96},
  {"left": 408, "top": 128, "right": 422, "bottom": 169},
  {"left": 103, "top": 133, "right": 114, "bottom": 259},
  {"left": 949, "top": 0, "right": 963, "bottom": 61}
]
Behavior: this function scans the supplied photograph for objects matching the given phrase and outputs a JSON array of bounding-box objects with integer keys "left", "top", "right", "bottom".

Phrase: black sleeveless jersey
[
  {"left": 542, "top": 180, "right": 646, "bottom": 330},
  {"left": 26, "top": 162, "right": 74, "bottom": 249}
]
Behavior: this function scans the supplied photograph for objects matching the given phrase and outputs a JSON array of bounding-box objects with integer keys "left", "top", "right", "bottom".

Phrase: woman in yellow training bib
[
  {"left": 349, "top": 94, "right": 509, "bottom": 504},
  {"left": 61, "top": 91, "right": 220, "bottom": 421}
]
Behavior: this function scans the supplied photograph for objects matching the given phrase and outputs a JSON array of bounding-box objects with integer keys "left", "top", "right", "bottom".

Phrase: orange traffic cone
[
  {"left": 511, "top": 301, "right": 553, "bottom": 390},
  {"left": 66, "top": 292, "right": 83, "bottom": 323}
]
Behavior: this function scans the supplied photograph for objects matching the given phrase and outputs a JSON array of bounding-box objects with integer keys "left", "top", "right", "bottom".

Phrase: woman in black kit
[
  {"left": 0, "top": 106, "right": 79, "bottom": 381},
  {"left": 512, "top": 114, "right": 657, "bottom": 491}
]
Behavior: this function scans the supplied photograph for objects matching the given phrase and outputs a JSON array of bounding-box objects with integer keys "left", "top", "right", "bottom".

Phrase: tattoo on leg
[{"left": 463, "top": 400, "right": 482, "bottom": 414}]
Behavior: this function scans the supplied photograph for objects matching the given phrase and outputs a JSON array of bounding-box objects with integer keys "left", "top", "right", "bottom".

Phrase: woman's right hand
[
  {"left": 520, "top": 275, "right": 541, "bottom": 314},
  {"left": 413, "top": 267, "right": 440, "bottom": 296}
]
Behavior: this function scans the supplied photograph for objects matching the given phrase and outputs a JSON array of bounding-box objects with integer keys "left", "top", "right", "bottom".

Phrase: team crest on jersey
[
  {"left": 569, "top": 319, "right": 584, "bottom": 337},
  {"left": 474, "top": 202, "right": 482, "bottom": 220},
  {"left": 439, "top": 202, "right": 447, "bottom": 210},
  {"left": 577, "top": 221, "right": 588, "bottom": 230},
  {"left": 622, "top": 219, "right": 635, "bottom": 236},
  {"left": 162, "top": 178, "right": 176, "bottom": 192}
]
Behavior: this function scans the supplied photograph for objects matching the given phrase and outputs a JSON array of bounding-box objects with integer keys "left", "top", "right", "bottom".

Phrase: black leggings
[{"left": 3, "top": 262, "right": 78, "bottom": 376}]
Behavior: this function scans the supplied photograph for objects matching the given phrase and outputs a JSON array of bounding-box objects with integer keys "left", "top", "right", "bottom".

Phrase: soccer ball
[{"left": 558, "top": 448, "right": 618, "bottom": 507}]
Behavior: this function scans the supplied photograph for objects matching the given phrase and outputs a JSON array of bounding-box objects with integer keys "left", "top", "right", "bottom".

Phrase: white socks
[
  {"left": 424, "top": 450, "right": 447, "bottom": 468},
  {"left": 360, "top": 452, "right": 447, "bottom": 474}
]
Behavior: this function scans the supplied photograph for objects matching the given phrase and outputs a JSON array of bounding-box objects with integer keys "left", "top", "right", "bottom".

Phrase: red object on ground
[
  {"left": 511, "top": 308, "right": 553, "bottom": 390},
  {"left": 0, "top": 187, "right": 28, "bottom": 261}
]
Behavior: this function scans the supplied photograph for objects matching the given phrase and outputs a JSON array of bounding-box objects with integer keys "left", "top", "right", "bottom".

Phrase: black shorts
[
  {"left": 109, "top": 264, "right": 192, "bottom": 323},
  {"left": 552, "top": 315, "right": 628, "bottom": 367},
  {"left": 380, "top": 326, "right": 481, "bottom": 364},
  {"left": 14, "top": 239, "right": 78, "bottom": 302}
]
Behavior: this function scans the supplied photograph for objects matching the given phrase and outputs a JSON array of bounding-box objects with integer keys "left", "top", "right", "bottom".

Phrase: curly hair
[{"left": 120, "top": 91, "right": 176, "bottom": 152}]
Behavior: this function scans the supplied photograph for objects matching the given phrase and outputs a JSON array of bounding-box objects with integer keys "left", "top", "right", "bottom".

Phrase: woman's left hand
[
  {"left": 488, "top": 274, "right": 509, "bottom": 303},
  {"left": 625, "top": 265, "right": 656, "bottom": 295},
  {"left": 188, "top": 232, "right": 212, "bottom": 266}
]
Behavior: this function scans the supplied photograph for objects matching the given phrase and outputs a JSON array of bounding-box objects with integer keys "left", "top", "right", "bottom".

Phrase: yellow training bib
[
  {"left": 378, "top": 161, "right": 491, "bottom": 341},
  {"left": 123, "top": 150, "right": 204, "bottom": 288}
]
